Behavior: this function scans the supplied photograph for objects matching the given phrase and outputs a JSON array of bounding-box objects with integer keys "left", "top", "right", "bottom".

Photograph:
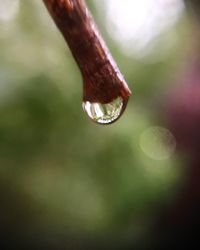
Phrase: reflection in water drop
[
  {"left": 0, "top": 0, "right": 19, "bottom": 21},
  {"left": 83, "top": 97, "right": 128, "bottom": 125}
]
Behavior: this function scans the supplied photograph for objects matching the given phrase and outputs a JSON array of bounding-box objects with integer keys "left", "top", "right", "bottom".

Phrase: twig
[{"left": 43, "top": 0, "right": 131, "bottom": 104}]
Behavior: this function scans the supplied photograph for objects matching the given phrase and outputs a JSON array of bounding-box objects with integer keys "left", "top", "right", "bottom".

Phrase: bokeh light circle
[{"left": 140, "top": 126, "right": 176, "bottom": 160}]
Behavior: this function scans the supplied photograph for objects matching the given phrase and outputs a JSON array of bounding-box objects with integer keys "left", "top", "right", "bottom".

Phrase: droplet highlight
[{"left": 82, "top": 96, "right": 128, "bottom": 125}]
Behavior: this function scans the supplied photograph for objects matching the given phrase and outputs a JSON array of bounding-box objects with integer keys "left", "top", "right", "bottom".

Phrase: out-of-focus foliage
[{"left": 0, "top": 0, "right": 189, "bottom": 249}]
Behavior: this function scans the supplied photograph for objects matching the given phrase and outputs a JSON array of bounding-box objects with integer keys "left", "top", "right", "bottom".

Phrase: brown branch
[{"left": 42, "top": 0, "right": 131, "bottom": 103}]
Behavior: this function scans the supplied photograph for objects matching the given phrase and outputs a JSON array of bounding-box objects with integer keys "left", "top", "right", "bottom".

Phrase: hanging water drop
[
  {"left": 43, "top": 0, "right": 132, "bottom": 126},
  {"left": 83, "top": 97, "right": 128, "bottom": 125}
]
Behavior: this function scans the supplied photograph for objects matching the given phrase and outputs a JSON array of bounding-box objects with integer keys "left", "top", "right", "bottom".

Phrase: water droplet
[{"left": 82, "top": 96, "right": 128, "bottom": 125}]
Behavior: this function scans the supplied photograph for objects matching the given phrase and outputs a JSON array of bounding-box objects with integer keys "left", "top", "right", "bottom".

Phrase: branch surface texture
[{"left": 43, "top": 0, "right": 131, "bottom": 103}]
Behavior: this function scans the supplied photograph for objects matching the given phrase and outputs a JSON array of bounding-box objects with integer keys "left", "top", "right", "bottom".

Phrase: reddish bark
[{"left": 43, "top": 0, "right": 131, "bottom": 103}]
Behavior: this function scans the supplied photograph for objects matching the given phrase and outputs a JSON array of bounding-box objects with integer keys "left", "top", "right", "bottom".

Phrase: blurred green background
[{"left": 0, "top": 0, "right": 198, "bottom": 249}]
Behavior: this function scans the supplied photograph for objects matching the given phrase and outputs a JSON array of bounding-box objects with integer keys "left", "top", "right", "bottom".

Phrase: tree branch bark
[{"left": 42, "top": 0, "right": 131, "bottom": 103}]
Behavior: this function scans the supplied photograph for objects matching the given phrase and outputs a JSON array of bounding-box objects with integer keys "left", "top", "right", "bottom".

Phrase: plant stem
[{"left": 43, "top": 0, "right": 131, "bottom": 103}]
